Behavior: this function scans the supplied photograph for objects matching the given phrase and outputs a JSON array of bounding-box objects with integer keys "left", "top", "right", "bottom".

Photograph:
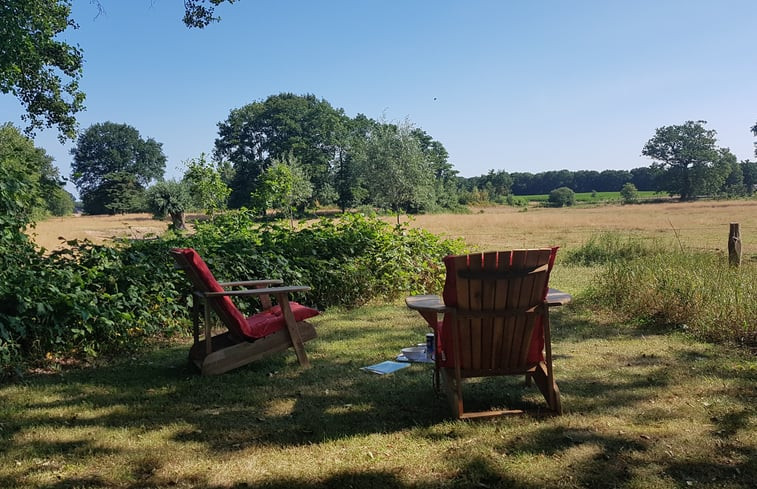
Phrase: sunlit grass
[{"left": 1, "top": 302, "right": 755, "bottom": 488}]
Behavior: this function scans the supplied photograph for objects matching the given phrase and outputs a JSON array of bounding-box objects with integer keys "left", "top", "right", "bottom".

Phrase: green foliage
[
  {"left": 182, "top": 154, "right": 230, "bottom": 215},
  {"left": 358, "top": 120, "right": 436, "bottom": 218},
  {"left": 71, "top": 122, "right": 166, "bottom": 214},
  {"left": 182, "top": 0, "right": 238, "bottom": 28},
  {"left": 547, "top": 186, "right": 575, "bottom": 207},
  {"left": 250, "top": 153, "right": 313, "bottom": 227},
  {"left": 193, "top": 212, "right": 466, "bottom": 309},
  {"left": 620, "top": 182, "right": 639, "bottom": 204},
  {"left": 215, "top": 93, "right": 348, "bottom": 208},
  {"left": 145, "top": 180, "right": 192, "bottom": 230},
  {"left": 586, "top": 250, "right": 757, "bottom": 346},
  {"left": 0, "top": 123, "right": 69, "bottom": 221},
  {"left": 642, "top": 120, "right": 729, "bottom": 200},
  {"left": 0, "top": 212, "right": 464, "bottom": 374},
  {"left": 0, "top": 0, "right": 85, "bottom": 141},
  {"left": 45, "top": 187, "right": 75, "bottom": 216},
  {"left": 0, "top": 236, "right": 188, "bottom": 375}
]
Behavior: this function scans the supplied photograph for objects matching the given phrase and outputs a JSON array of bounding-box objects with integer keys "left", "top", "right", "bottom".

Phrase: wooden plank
[
  {"left": 480, "top": 251, "right": 498, "bottom": 370},
  {"left": 469, "top": 253, "right": 483, "bottom": 370},
  {"left": 498, "top": 250, "right": 515, "bottom": 370},
  {"left": 454, "top": 254, "right": 473, "bottom": 369},
  {"left": 197, "top": 322, "right": 317, "bottom": 376},
  {"left": 516, "top": 249, "right": 549, "bottom": 365},
  {"left": 276, "top": 293, "right": 310, "bottom": 368},
  {"left": 490, "top": 251, "right": 508, "bottom": 370},
  {"left": 507, "top": 250, "right": 528, "bottom": 369}
]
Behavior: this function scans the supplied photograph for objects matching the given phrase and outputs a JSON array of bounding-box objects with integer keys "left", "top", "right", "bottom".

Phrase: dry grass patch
[
  {"left": 397, "top": 200, "right": 757, "bottom": 256},
  {"left": 27, "top": 213, "right": 170, "bottom": 251}
]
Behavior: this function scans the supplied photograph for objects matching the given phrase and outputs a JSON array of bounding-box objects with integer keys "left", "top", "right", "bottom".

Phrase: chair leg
[
  {"left": 276, "top": 294, "right": 310, "bottom": 368},
  {"left": 531, "top": 362, "right": 562, "bottom": 414},
  {"left": 442, "top": 368, "right": 463, "bottom": 419}
]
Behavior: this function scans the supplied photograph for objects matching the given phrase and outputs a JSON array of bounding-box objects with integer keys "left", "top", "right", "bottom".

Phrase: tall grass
[
  {"left": 579, "top": 234, "right": 757, "bottom": 347},
  {"left": 563, "top": 232, "right": 663, "bottom": 266}
]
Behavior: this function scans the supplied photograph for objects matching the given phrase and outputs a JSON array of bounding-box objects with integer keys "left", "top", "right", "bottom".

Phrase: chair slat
[{"left": 480, "top": 252, "right": 498, "bottom": 369}]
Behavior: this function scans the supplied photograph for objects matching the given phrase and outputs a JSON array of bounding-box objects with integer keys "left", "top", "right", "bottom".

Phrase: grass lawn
[{"left": 1, "top": 276, "right": 755, "bottom": 488}]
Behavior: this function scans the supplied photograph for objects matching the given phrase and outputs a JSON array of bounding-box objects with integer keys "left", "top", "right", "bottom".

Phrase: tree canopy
[
  {"left": 71, "top": 122, "right": 166, "bottom": 214},
  {"left": 0, "top": 123, "right": 70, "bottom": 222},
  {"left": 0, "top": 0, "right": 85, "bottom": 141},
  {"left": 642, "top": 121, "right": 728, "bottom": 200},
  {"left": 215, "top": 93, "right": 348, "bottom": 208},
  {"left": 358, "top": 120, "right": 435, "bottom": 219}
]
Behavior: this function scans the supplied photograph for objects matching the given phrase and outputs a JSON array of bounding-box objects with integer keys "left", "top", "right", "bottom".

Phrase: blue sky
[{"left": 2, "top": 1, "right": 756, "bottom": 197}]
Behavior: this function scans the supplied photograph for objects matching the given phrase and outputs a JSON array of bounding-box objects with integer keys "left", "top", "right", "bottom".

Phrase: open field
[
  {"left": 28, "top": 213, "right": 172, "bottom": 251},
  {"left": 398, "top": 200, "right": 757, "bottom": 257},
  {"left": 29, "top": 200, "right": 757, "bottom": 258},
  {"left": 7, "top": 200, "right": 755, "bottom": 488}
]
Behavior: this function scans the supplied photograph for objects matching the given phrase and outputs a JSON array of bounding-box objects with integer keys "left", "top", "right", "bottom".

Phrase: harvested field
[{"left": 397, "top": 200, "right": 757, "bottom": 256}]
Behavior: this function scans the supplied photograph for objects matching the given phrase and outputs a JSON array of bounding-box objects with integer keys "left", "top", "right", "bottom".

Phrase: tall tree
[
  {"left": 71, "top": 122, "right": 165, "bottom": 214},
  {"left": 182, "top": 154, "right": 230, "bottom": 215},
  {"left": 642, "top": 121, "right": 723, "bottom": 200},
  {"left": 0, "top": 0, "right": 84, "bottom": 141},
  {"left": 145, "top": 180, "right": 192, "bottom": 230},
  {"left": 741, "top": 160, "right": 757, "bottom": 195},
  {"left": 0, "top": 123, "right": 69, "bottom": 220},
  {"left": 250, "top": 153, "right": 313, "bottom": 228},
  {"left": 358, "top": 121, "right": 435, "bottom": 222},
  {"left": 215, "top": 93, "right": 348, "bottom": 208}
]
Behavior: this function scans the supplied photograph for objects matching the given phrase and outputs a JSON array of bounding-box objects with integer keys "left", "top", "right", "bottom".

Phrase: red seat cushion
[{"left": 243, "top": 302, "right": 320, "bottom": 339}]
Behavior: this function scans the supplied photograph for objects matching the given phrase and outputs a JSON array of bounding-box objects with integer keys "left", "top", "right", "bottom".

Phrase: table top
[{"left": 405, "top": 288, "right": 572, "bottom": 312}]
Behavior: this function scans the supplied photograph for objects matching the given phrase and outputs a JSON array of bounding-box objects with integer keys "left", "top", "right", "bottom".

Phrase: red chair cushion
[{"left": 243, "top": 302, "right": 320, "bottom": 339}]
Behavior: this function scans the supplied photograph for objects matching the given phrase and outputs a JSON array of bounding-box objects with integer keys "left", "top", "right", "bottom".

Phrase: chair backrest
[
  {"left": 170, "top": 248, "right": 249, "bottom": 342},
  {"left": 440, "top": 248, "right": 557, "bottom": 371}
]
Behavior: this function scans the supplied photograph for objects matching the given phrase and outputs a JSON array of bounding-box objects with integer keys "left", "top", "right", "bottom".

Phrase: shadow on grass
[
  {"left": 0, "top": 462, "right": 541, "bottom": 489},
  {"left": 1, "top": 305, "right": 755, "bottom": 488}
]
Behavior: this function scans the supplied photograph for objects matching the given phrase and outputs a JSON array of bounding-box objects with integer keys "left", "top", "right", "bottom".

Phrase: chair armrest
[
  {"left": 405, "top": 295, "right": 449, "bottom": 313},
  {"left": 201, "top": 285, "right": 311, "bottom": 298},
  {"left": 217, "top": 279, "right": 284, "bottom": 288}
]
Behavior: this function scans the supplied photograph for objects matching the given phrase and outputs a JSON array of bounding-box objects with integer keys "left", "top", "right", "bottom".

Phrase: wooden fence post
[{"left": 728, "top": 222, "right": 741, "bottom": 267}]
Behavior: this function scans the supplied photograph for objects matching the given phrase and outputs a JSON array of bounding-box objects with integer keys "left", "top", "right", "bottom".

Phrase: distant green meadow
[{"left": 520, "top": 190, "right": 661, "bottom": 203}]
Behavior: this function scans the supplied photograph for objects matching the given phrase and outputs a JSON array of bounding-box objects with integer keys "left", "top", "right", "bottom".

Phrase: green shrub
[
  {"left": 548, "top": 187, "right": 575, "bottom": 207},
  {"left": 1, "top": 212, "right": 464, "bottom": 374},
  {"left": 620, "top": 182, "right": 639, "bottom": 204}
]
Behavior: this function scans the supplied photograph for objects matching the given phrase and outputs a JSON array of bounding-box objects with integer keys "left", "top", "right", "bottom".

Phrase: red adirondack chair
[
  {"left": 170, "top": 248, "right": 319, "bottom": 375},
  {"left": 410, "top": 248, "right": 563, "bottom": 419}
]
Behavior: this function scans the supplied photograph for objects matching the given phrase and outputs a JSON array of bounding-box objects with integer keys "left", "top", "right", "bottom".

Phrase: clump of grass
[
  {"left": 586, "top": 250, "right": 757, "bottom": 346},
  {"left": 563, "top": 232, "right": 663, "bottom": 266}
]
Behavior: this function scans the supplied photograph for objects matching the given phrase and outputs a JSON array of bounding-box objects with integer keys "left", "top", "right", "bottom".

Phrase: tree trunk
[{"left": 170, "top": 211, "right": 186, "bottom": 231}]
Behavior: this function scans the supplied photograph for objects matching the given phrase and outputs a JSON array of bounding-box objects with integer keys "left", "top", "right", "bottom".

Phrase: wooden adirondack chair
[
  {"left": 170, "top": 248, "right": 319, "bottom": 375},
  {"left": 435, "top": 248, "right": 562, "bottom": 419}
]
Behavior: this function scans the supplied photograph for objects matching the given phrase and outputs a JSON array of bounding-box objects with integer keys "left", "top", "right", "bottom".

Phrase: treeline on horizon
[
  {"left": 5, "top": 93, "right": 757, "bottom": 224},
  {"left": 459, "top": 167, "right": 660, "bottom": 200}
]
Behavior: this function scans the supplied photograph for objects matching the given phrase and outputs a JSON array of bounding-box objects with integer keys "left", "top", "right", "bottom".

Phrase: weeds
[{"left": 581, "top": 234, "right": 757, "bottom": 346}]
